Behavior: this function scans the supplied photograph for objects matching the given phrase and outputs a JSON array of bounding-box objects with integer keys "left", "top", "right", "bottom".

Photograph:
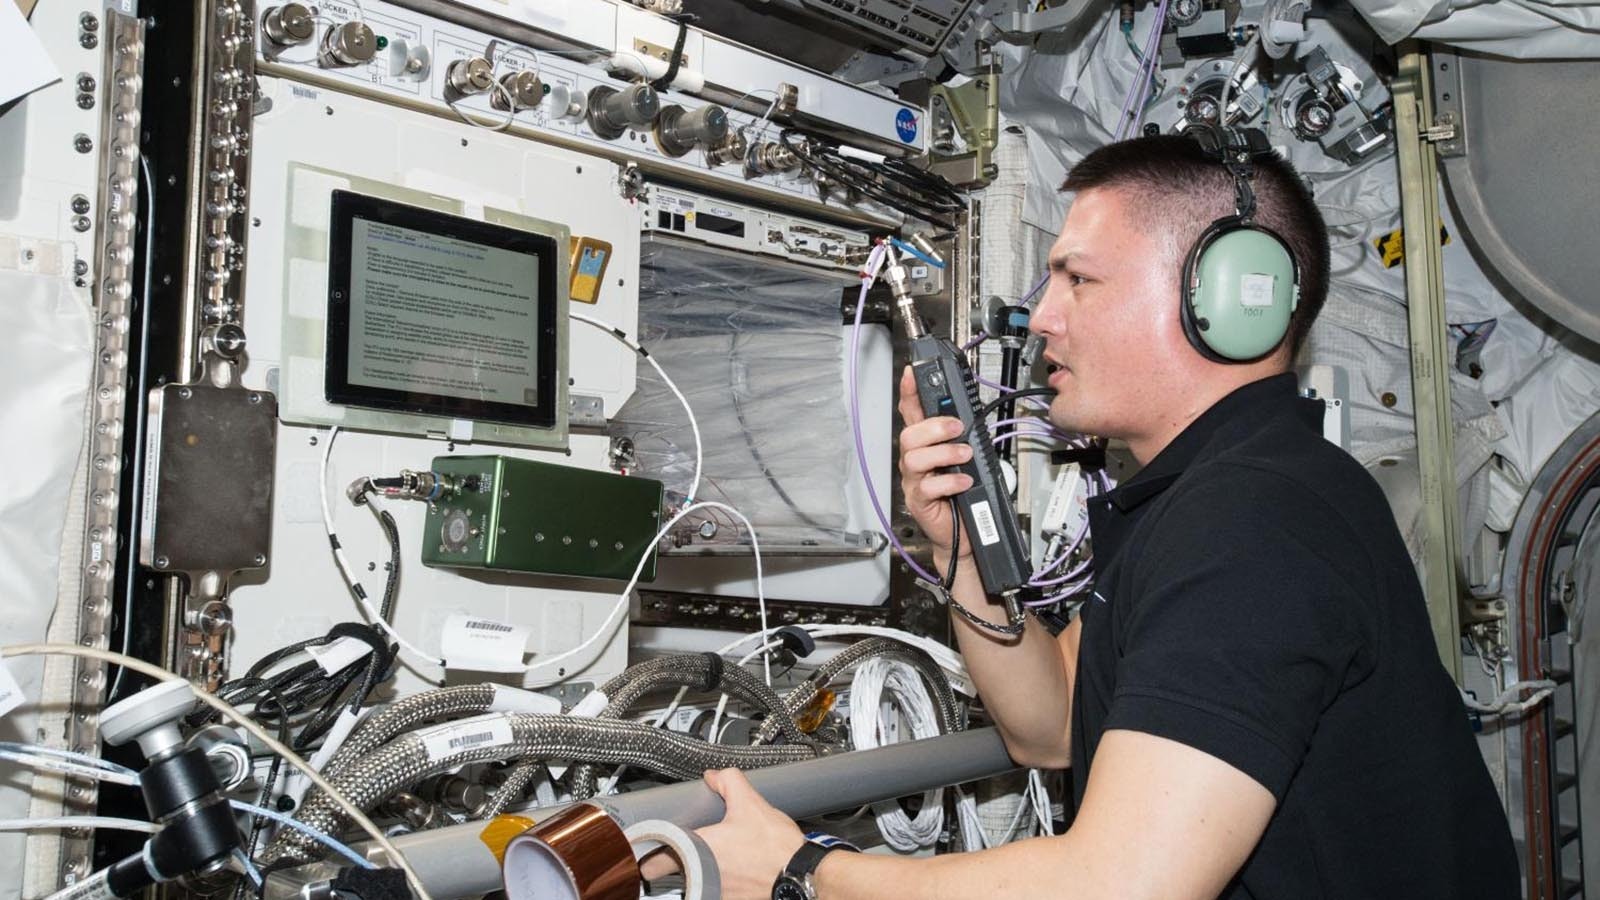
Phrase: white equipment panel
[{"left": 235, "top": 74, "right": 644, "bottom": 694}]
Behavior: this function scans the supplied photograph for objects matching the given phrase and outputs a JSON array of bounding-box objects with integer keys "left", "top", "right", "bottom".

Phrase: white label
[
  {"left": 0, "top": 658, "right": 23, "bottom": 717},
  {"left": 419, "top": 714, "right": 515, "bottom": 762},
  {"left": 1239, "top": 272, "right": 1276, "bottom": 307},
  {"left": 140, "top": 410, "right": 162, "bottom": 548},
  {"left": 304, "top": 636, "right": 373, "bottom": 675},
  {"left": 970, "top": 500, "right": 1002, "bottom": 546},
  {"left": 489, "top": 684, "right": 563, "bottom": 715},
  {"left": 911, "top": 265, "right": 929, "bottom": 279},
  {"left": 439, "top": 614, "right": 530, "bottom": 672},
  {"left": 1041, "top": 464, "right": 1083, "bottom": 533}
]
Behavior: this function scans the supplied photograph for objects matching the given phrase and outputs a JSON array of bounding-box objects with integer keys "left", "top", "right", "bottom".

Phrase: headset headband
[{"left": 1190, "top": 124, "right": 1274, "bottom": 222}]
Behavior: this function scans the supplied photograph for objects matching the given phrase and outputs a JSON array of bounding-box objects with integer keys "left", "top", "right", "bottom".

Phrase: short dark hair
[{"left": 1061, "top": 134, "right": 1330, "bottom": 357}]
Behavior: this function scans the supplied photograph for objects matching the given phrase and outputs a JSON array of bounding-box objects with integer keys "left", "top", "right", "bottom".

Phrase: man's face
[{"left": 1030, "top": 186, "right": 1198, "bottom": 443}]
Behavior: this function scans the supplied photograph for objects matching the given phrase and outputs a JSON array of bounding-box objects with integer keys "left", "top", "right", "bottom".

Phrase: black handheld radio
[{"left": 884, "top": 255, "right": 1034, "bottom": 633}]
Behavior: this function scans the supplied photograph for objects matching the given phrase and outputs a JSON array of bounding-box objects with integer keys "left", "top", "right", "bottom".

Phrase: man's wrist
[{"left": 808, "top": 844, "right": 857, "bottom": 899}]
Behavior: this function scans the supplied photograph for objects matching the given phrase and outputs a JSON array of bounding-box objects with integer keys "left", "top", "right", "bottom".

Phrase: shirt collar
[{"left": 1103, "top": 373, "right": 1310, "bottom": 513}]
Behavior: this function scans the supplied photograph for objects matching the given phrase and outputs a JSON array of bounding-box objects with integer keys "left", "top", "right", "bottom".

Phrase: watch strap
[{"left": 783, "top": 841, "right": 836, "bottom": 880}]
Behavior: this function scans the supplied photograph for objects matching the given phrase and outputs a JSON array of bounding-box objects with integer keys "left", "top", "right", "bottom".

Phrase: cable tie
[
  {"left": 699, "top": 652, "right": 724, "bottom": 693},
  {"left": 775, "top": 626, "right": 816, "bottom": 658}
]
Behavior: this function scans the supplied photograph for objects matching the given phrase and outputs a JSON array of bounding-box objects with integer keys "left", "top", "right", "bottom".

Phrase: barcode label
[
  {"left": 419, "top": 714, "right": 514, "bottom": 762},
  {"left": 440, "top": 614, "right": 531, "bottom": 672},
  {"left": 448, "top": 731, "right": 497, "bottom": 749},
  {"left": 970, "top": 500, "right": 1002, "bottom": 546},
  {"left": 466, "top": 620, "right": 514, "bottom": 633}
]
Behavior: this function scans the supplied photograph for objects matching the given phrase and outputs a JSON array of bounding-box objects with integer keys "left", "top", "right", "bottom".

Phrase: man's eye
[{"left": 1068, "top": 273, "right": 1089, "bottom": 286}]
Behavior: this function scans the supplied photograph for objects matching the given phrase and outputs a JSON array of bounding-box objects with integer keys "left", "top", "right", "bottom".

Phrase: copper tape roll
[{"left": 502, "top": 803, "right": 640, "bottom": 900}]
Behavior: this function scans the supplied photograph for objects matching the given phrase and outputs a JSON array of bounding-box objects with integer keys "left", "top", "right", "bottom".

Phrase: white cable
[
  {"left": 0, "top": 817, "right": 160, "bottom": 834},
  {"left": 1027, "top": 768, "right": 1053, "bottom": 835},
  {"left": 849, "top": 657, "right": 945, "bottom": 851},
  {"left": 230, "top": 799, "right": 378, "bottom": 871},
  {"left": 0, "top": 741, "right": 139, "bottom": 778},
  {"left": 714, "top": 624, "right": 971, "bottom": 695},
  {"left": 234, "top": 849, "right": 265, "bottom": 890},
  {"left": 1461, "top": 679, "right": 1559, "bottom": 716},
  {"left": 0, "top": 748, "right": 141, "bottom": 787},
  {"left": 570, "top": 311, "right": 703, "bottom": 504},
  {"left": 706, "top": 638, "right": 784, "bottom": 742},
  {"left": 0, "top": 644, "right": 428, "bottom": 900},
  {"left": 1218, "top": 31, "right": 1261, "bottom": 127},
  {"left": 953, "top": 787, "right": 988, "bottom": 850},
  {"left": 319, "top": 426, "right": 446, "bottom": 668},
  {"left": 522, "top": 499, "right": 765, "bottom": 684}
]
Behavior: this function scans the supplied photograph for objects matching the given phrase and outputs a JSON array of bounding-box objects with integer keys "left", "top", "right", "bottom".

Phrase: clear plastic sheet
[{"left": 608, "top": 237, "right": 858, "bottom": 544}]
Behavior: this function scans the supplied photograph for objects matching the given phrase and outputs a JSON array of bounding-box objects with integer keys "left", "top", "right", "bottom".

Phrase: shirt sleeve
[{"left": 1102, "top": 463, "right": 1370, "bottom": 800}]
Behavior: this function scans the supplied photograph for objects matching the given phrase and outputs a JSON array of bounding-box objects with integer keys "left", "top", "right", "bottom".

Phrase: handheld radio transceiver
[{"left": 884, "top": 255, "right": 1034, "bottom": 629}]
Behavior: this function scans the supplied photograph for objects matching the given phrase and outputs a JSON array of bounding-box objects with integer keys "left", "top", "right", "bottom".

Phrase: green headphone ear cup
[{"left": 1187, "top": 228, "right": 1298, "bottom": 361}]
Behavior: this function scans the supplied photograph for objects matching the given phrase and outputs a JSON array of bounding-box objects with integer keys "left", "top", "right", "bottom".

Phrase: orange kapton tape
[{"left": 501, "top": 804, "right": 640, "bottom": 900}]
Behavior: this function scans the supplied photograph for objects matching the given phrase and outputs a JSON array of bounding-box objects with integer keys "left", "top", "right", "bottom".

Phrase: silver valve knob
[
  {"left": 492, "top": 69, "right": 545, "bottom": 111},
  {"left": 261, "top": 4, "right": 315, "bottom": 48},
  {"left": 586, "top": 83, "right": 660, "bottom": 139},
  {"left": 446, "top": 56, "right": 494, "bottom": 97},
  {"left": 654, "top": 104, "right": 729, "bottom": 158},
  {"left": 319, "top": 21, "right": 376, "bottom": 67}
]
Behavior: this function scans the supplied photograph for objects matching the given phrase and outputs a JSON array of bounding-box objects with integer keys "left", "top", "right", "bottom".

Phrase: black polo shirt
[{"left": 1070, "top": 373, "right": 1518, "bottom": 899}]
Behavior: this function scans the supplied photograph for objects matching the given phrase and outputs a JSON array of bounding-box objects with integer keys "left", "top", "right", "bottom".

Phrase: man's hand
[
  {"left": 640, "top": 768, "right": 805, "bottom": 900},
  {"left": 897, "top": 365, "right": 975, "bottom": 564}
]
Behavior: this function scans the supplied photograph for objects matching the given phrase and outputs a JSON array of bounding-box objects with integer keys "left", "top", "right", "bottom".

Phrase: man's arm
[
  {"left": 691, "top": 729, "right": 1275, "bottom": 900},
  {"left": 898, "top": 366, "right": 1079, "bottom": 768}
]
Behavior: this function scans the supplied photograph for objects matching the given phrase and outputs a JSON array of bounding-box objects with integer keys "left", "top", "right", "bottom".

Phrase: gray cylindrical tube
[
  {"left": 594, "top": 727, "right": 1013, "bottom": 829},
  {"left": 283, "top": 728, "right": 1017, "bottom": 900}
]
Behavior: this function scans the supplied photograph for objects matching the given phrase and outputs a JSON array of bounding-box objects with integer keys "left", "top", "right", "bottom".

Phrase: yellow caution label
[
  {"left": 1374, "top": 225, "right": 1451, "bottom": 269},
  {"left": 479, "top": 814, "right": 537, "bottom": 865},
  {"left": 568, "top": 236, "right": 613, "bottom": 304}
]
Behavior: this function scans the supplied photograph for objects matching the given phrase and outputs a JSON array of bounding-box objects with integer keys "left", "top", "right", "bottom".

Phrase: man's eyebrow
[{"left": 1048, "top": 251, "right": 1096, "bottom": 269}]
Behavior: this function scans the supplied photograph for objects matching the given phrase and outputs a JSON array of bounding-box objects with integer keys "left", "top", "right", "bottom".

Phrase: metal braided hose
[
  {"left": 264, "top": 712, "right": 823, "bottom": 866},
  {"left": 321, "top": 684, "right": 498, "bottom": 778},
  {"left": 479, "top": 758, "right": 545, "bottom": 819},
  {"left": 569, "top": 654, "right": 806, "bottom": 800}
]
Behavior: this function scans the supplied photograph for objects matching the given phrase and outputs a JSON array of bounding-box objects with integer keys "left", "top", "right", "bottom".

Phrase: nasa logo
[{"left": 894, "top": 108, "right": 918, "bottom": 143}]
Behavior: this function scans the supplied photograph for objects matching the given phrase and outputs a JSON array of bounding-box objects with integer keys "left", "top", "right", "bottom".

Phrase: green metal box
[{"left": 419, "top": 455, "right": 664, "bottom": 582}]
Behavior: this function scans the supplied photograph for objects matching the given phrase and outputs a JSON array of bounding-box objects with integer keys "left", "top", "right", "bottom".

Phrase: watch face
[{"left": 773, "top": 876, "right": 811, "bottom": 900}]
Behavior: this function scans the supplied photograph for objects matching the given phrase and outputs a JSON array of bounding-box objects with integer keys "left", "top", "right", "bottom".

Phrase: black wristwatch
[{"left": 771, "top": 837, "right": 857, "bottom": 900}]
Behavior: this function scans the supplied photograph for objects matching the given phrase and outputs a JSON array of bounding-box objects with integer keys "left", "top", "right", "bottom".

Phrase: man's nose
[{"left": 1029, "top": 284, "right": 1063, "bottom": 336}]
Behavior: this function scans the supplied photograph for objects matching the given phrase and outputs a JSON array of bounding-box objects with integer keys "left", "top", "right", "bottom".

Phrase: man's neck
[{"left": 1124, "top": 365, "right": 1291, "bottom": 466}]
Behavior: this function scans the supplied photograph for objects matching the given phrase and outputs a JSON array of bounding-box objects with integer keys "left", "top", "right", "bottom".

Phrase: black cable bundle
[{"left": 779, "top": 129, "right": 967, "bottom": 229}]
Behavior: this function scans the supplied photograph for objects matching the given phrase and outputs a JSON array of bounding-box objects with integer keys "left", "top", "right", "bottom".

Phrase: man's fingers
[
  {"left": 900, "top": 416, "right": 964, "bottom": 454},
  {"left": 639, "top": 846, "right": 682, "bottom": 880},
  {"left": 704, "top": 767, "right": 761, "bottom": 808},
  {"left": 898, "top": 366, "right": 924, "bottom": 426},
  {"left": 900, "top": 442, "right": 973, "bottom": 477},
  {"left": 917, "top": 472, "right": 974, "bottom": 500}
]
